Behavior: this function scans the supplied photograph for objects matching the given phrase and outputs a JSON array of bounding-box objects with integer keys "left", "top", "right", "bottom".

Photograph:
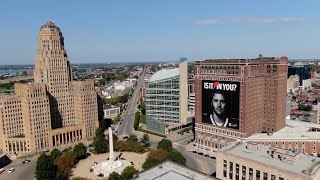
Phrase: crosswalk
[{"left": 0, "top": 170, "right": 8, "bottom": 180}]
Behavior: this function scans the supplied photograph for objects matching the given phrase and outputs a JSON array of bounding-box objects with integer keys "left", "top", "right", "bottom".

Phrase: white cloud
[
  {"left": 195, "top": 16, "right": 305, "bottom": 25},
  {"left": 194, "top": 17, "right": 224, "bottom": 25}
]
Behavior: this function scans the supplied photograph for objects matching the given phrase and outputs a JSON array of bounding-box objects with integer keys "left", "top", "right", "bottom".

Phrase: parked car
[
  {"left": 22, "top": 159, "right": 31, "bottom": 163},
  {"left": 198, "top": 152, "right": 204, "bottom": 155},
  {"left": 186, "top": 149, "right": 191, "bottom": 152},
  {"left": 123, "top": 136, "right": 128, "bottom": 139},
  {"left": 0, "top": 168, "right": 4, "bottom": 174},
  {"left": 8, "top": 168, "right": 15, "bottom": 173},
  {"left": 204, "top": 154, "right": 210, "bottom": 157}
]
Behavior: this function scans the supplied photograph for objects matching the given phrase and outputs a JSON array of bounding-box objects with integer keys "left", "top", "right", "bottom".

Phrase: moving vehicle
[{"left": 8, "top": 168, "right": 15, "bottom": 173}]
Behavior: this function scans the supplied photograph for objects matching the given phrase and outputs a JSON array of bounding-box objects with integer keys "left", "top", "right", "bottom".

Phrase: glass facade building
[{"left": 146, "top": 68, "right": 181, "bottom": 133}]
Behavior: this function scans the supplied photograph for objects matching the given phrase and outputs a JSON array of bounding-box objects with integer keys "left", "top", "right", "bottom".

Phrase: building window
[
  {"left": 249, "top": 168, "right": 253, "bottom": 180},
  {"left": 236, "top": 164, "right": 239, "bottom": 180},
  {"left": 271, "top": 175, "right": 276, "bottom": 180},
  {"left": 229, "top": 162, "right": 233, "bottom": 179},
  {"left": 223, "top": 160, "right": 227, "bottom": 177},
  {"left": 256, "top": 170, "right": 260, "bottom": 180},
  {"left": 242, "top": 166, "right": 246, "bottom": 180},
  {"left": 263, "top": 172, "right": 268, "bottom": 180}
]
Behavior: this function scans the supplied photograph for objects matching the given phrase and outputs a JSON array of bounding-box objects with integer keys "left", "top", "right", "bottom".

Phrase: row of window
[{"left": 223, "top": 160, "right": 283, "bottom": 180}]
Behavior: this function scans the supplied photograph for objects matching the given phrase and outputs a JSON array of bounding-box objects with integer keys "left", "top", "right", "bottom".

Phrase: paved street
[
  {"left": 0, "top": 160, "right": 37, "bottom": 180},
  {"left": 117, "top": 68, "right": 145, "bottom": 137}
]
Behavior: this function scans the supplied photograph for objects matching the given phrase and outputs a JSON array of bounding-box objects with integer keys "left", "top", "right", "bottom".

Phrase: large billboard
[{"left": 202, "top": 80, "right": 240, "bottom": 130}]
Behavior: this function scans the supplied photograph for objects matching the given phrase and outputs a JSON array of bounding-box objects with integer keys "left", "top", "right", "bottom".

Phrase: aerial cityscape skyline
[
  {"left": 2, "top": 1, "right": 320, "bottom": 180},
  {"left": 1, "top": 0, "right": 320, "bottom": 64}
]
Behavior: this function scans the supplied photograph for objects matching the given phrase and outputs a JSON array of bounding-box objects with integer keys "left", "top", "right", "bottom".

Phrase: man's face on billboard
[{"left": 212, "top": 93, "right": 226, "bottom": 116}]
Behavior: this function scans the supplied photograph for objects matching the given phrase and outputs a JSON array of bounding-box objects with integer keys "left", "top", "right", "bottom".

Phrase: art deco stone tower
[{"left": 0, "top": 21, "right": 99, "bottom": 157}]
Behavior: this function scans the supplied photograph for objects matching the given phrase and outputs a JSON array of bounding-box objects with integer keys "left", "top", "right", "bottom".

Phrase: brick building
[
  {"left": 0, "top": 21, "right": 99, "bottom": 157},
  {"left": 194, "top": 56, "right": 288, "bottom": 150}
]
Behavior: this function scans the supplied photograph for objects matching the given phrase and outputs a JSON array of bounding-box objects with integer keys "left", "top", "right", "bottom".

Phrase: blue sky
[{"left": 0, "top": 0, "right": 320, "bottom": 64}]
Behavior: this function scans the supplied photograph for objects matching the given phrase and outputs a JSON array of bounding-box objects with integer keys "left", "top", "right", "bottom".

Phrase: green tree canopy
[
  {"left": 73, "top": 143, "right": 87, "bottom": 158},
  {"left": 127, "top": 135, "right": 138, "bottom": 142},
  {"left": 54, "top": 151, "right": 77, "bottom": 177},
  {"left": 36, "top": 154, "right": 56, "bottom": 180},
  {"left": 95, "top": 136, "right": 108, "bottom": 154},
  {"left": 108, "top": 172, "right": 121, "bottom": 180},
  {"left": 141, "top": 134, "right": 150, "bottom": 147},
  {"left": 121, "top": 166, "right": 138, "bottom": 180},
  {"left": 157, "top": 139, "right": 172, "bottom": 151},
  {"left": 167, "top": 149, "right": 186, "bottom": 165},
  {"left": 50, "top": 148, "right": 62, "bottom": 161}
]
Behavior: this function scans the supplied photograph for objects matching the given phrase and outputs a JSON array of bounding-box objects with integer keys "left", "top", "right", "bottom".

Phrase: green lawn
[{"left": 140, "top": 114, "right": 146, "bottom": 124}]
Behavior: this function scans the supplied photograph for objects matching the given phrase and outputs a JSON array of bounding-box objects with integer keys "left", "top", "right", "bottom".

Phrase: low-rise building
[
  {"left": 133, "top": 161, "right": 216, "bottom": 180},
  {"left": 216, "top": 141, "right": 320, "bottom": 180},
  {"left": 103, "top": 104, "right": 120, "bottom": 119},
  {"left": 245, "top": 120, "right": 320, "bottom": 155}
]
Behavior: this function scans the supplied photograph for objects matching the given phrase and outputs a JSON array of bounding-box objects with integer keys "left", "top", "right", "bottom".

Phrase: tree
[
  {"left": 304, "top": 105, "right": 313, "bottom": 111},
  {"left": 50, "top": 148, "right": 62, "bottom": 161},
  {"left": 140, "top": 103, "right": 146, "bottom": 115},
  {"left": 54, "top": 151, "right": 77, "bottom": 177},
  {"left": 157, "top": 139, "right": 172, "bottom": 151},
  {"left": 127, "top": 135, "right": 138, "bottom": 142},
  {"left": 94, "top": 136, "right": 108, "bottom": 154},
  {"left": 36, "top": 154, "right": 56, "bottom": 180},
  {"left": 142, "top": 157, "right": 161, "bottom": 169},
  {"left": 141, "top": 134, "right": 150, "bottom": 147},
  {"left": 134, "top": 111, "right": 140, "bottom": 130},
  {"left": 73, "top": 143, "right": 87, "bottom": 158},
  {"left": 95, "top": 127, "right": 104, "bottom": 138},
  {"left": 167, "top": 149, "right": 186, "bottom": 165},
  {"left": 121, "top": 166, "right": 138, "bottom": 180},
  {"left": 108, "top": 172, "right": 121, "bottom": 180}
]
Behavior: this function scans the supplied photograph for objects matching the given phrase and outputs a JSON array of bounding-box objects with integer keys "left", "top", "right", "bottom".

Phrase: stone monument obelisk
[{"left": 108, "top": 127, "right": 114, "bottom": 160}]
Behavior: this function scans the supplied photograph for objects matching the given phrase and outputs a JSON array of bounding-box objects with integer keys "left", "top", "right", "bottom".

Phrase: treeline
[
  {"left": 134, "top": 111, "right": 140, "bottom": 130},
  {"left": 93, "top": 128, "right": 149, "bottom": 154},
  {"left": 142, "top": 139, "right": 186, "bottom": 169},
  {"left": 35, "top": 143, "right": 87, "bottom": 180},
  {"left": 0, "top": 80, "right": 29, "bottom": 90}
]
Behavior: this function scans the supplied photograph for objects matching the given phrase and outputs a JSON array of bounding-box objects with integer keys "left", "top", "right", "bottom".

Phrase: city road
[{"left": 117, "top": 68, "right": 145, "bottom": 137}]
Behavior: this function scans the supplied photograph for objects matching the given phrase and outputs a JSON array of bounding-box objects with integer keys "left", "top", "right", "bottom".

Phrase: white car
[
  {"left": 186, "top": 149, "right": 191, "bottom": 152},
  {"left": 8, "top": 168, "right": 15, "bottom": 173}
]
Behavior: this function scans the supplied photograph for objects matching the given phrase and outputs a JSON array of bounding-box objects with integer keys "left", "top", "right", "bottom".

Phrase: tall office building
[
  {"left": 145, "top": 59, "right": 188, "bottom": 134},
  {"left": 0, "top": 21, "right": 99, "bottom": 156},
  {"left": 194, "top": 56, "right": 288, "bottom": 150}
]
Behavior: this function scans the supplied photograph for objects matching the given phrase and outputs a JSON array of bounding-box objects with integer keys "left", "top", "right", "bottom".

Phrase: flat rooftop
[
  {"left": 246, "top": 120, "right": 320, "bottom": 140},
  {"left": 148, "top": 68, "right": 179, "bottom": 82},
  {"left": 133, "top": 161, "right": 216, "bottom": 180},
  {"left": 223, "top": 142, "right": 320, "bottom": 176}
]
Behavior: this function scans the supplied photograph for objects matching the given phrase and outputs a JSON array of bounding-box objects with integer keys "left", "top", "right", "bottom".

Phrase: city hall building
[
  {"left": 0, "top": 21, "right": 99, "bottom": 156},
  {"left": 194, "top": 55, "right": 288, "bottom": 150}
]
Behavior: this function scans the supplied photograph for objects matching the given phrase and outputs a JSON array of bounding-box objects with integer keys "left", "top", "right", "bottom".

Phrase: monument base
[{"left": 93, "top": 158, "right": 130, "bottom": 177}]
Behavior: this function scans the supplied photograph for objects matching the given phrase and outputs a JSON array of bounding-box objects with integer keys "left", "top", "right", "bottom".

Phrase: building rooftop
[
  {"left": 222, "top": 142, "right": 320, "bottom": 176},
  {"left": 149, "top": 68, "right": 179, "bottom": 82},
  {"left": 133, "top": 161, "right": 216, "bottom": 180},
  {"left": 246, "top": 120, "right": 320, "bottom": 140},
  {"left": 40, "top": 20, "right": 60, "bottom": 31}
]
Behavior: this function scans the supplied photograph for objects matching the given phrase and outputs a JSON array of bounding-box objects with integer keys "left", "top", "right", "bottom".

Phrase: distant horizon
[{"left": 0, "top": 58, "right": 320, "bottom": 66}]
